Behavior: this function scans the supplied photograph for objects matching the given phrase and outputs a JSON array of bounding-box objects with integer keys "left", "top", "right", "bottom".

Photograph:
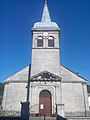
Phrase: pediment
[{"left": 31, "top": 70, "right": 61, "bottom": 81}]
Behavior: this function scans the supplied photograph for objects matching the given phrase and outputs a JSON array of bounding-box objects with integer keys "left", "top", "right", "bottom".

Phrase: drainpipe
[{"left": 82, "top": 83, "right": 87, "bottom": 117}]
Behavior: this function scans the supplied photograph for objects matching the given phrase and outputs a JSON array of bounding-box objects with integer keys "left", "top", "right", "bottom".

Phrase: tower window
[
  {"left": 37, "top": 36, "right": 43, "bottom": 47},
  {"left": 48, "top": 36, "right": 54, "bottom": 47}
]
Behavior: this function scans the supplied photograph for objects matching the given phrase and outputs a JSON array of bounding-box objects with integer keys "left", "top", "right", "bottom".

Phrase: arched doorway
[{"left": 39, "top": 90, "right": 52, "bottom": 116}]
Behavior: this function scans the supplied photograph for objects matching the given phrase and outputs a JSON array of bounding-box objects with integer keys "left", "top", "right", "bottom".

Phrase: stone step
[
  {"left": 30, "top": 116, "right": 56, "bottom": 120},
  {"left": 67, "top": 117, "right": 90, "bottom": 120},
  {"left": 0, "top": 116, "right": 90, "bottom": 120},
  {"left": 30, "top": 116, "right": 90, "bottom": 120}
]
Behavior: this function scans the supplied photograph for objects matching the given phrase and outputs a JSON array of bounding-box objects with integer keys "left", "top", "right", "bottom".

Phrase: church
[{"left": 2, "top": 0, "right": 89, "bottom": 117}]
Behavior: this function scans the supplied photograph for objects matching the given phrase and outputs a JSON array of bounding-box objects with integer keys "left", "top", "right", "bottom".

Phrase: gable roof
[
  {"left": 60, "top": 64, "right": 88, "bottom": 83},
  {"left": 4, "top": 64, "right": 87, "bottom": 83},
  {"left": 4, "top": 66, "right": 29, "bottom": 83},
  {"left": 4, "top": 66, "right": 61, "bottom": 83},
  {"left": 30, "top": 70, "right": 61, "bottom": 82}
]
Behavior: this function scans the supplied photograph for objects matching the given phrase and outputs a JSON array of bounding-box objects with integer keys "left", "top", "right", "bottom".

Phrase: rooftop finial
[
  {"left": 33, "top": 0, "right": 59, "bottom": 29},
  {"left": 41, "top": 0, "right": 51, "bottom": 22}
]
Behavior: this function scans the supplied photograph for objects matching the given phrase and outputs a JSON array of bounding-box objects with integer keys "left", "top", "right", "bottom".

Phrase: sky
[{"left": 0, "top": 0, "right": 90, "bottom": 83}]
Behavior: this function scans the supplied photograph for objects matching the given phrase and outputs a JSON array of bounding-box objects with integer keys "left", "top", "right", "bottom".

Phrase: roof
[
  {"left": 30, "top": 70, "right": 61, "bottom": 82},
  {"left": 32, "top": 1, "right": 60, "bottom": 30},
  {"left": 60, "top": 64, "right": 88, "bottom": 83},
  {"left": 41, "top": 0, "right": 51, "bottom": 23},
  {"left": 4, "top": 65, "right": 88, "bottom": 83}
]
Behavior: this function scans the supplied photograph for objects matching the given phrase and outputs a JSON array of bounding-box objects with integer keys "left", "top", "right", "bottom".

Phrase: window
[
  {"left": 48, "top": 36, "right": 54, "bottom": 47},
  {"left": 37, "top": 36, "right": 43, "bottom": 47}
]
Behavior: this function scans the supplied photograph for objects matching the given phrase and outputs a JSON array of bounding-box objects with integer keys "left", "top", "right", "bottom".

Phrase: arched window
[
  {"left": 37, "top": 36, "right": 43, "bottom": 47},
  {"left": 48, "top": 36, "right": 54, "bottom": 47}
]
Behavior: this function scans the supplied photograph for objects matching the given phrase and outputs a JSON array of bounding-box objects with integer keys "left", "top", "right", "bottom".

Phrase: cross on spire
[{"left": 41, "top": 0, "right": 51, "bottom": 22}]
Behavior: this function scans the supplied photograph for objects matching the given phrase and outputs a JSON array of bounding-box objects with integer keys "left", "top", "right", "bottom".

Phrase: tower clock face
[{"left": 43, "top": 32, "right": 48, "bottom": 37}]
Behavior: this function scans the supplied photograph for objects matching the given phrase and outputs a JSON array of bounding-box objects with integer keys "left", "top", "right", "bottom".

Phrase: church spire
[
  {"left": 33, "top": 0, "right": 59, "bottom": 29},
  {"left": 41, "top": 0, "right": 51, "bottom": 22}
]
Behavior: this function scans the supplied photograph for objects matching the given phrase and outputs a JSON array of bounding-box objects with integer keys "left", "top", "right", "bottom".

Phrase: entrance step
[
  {"left": 30, "top": 116, "right": 90, "bottom": 120},
  {"left": 30, "top": 116, "right": 56, "bottom": 120},
  {"left": 67, "top": 117, "right": 90, "bottom": 120}
]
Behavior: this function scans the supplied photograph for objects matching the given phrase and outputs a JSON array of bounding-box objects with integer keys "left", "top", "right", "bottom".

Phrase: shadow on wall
[{"left": 57, "top": 114, "right": 67, "bottom": 120}]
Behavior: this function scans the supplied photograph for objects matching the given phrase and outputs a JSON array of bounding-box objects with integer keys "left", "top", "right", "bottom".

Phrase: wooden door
[{"left": 39, "top": 90, "right": 52, "bottom": 116}]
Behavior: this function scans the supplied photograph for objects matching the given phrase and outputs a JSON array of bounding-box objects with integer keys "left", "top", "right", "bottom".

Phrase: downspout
[{"left": 82, "top": 83, "right": 87, "bottom": 117}]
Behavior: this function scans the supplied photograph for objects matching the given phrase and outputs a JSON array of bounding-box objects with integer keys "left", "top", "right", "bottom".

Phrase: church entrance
[{"left": 39, "top": 90, "right": 52, "bottom": 116}]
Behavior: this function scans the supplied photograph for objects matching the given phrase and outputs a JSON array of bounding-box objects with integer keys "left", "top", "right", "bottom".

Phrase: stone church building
[{"left": 2, "top": 1, "right": 89, "bottom": 117}]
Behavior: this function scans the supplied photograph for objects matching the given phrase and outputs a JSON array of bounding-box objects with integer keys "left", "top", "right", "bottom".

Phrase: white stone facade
[
  {"left": 2, "top": 1, "right": 89, "bottom": 117},
  {"left": 2, "top": 65, "right": 89, "bottom": 116},
  {"left": 31, "top": 30, "right": 60, "bottom": 77}
]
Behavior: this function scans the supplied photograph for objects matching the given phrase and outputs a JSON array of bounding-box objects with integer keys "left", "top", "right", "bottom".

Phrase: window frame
[
  {"left": 48, "top": 36, "right": 54, "bottom": 47},
  {"left": 37, "top": 36, "right": 43, "bottom": 47}
]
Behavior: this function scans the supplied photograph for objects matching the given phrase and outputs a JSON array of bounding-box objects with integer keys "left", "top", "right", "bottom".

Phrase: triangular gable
[
  {"left": 60, "top": 64, "right": 87, "bottom": 83},
  {"left": 4, "top": 66, "right": 29, "bottom": 82},
  {"left": 31, "top": 70, "right": 61, "bottom": 81}
]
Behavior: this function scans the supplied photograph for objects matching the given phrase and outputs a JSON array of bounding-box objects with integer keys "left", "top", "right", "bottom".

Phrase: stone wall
[
  {"left": 0, "top": 110, "right": 90, "bottom": 117},
  {"left": 0, "top": 110, "right": 20, "bottom": 117},
  {"left": 2, "top": 82, "right": 27, "bottom": 111},
  {"left": 62, "top": 83, "right": 86, "bottom": 112},
  {"left": 31, "top": 30, "right": 60, "bottom": 77}
]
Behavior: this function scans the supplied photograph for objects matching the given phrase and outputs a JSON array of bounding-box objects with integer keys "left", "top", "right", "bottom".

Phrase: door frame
[{"left": 39, "top": 90, "right": 52, "bottom": 116}]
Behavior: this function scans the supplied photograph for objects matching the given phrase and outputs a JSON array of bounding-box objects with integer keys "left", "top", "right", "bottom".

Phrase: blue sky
[{"left": 0, "top": 0, "right": 90, "bottom": 83}]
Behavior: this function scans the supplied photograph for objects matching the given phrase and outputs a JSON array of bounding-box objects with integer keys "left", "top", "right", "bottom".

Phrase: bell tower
[{"left": 31, "top": 0, "right": 60, "bottom": 77}]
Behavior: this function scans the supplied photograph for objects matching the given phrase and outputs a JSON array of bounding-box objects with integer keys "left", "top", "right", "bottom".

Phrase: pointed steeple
[
  {"left": 32, "top": 0, "right": 60, "bottom": 30},
  {"left": 41, "top": 0, "right": 51, "bottom": 22}
]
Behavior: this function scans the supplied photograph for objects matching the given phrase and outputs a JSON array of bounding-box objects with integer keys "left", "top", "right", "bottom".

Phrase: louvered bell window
[
  {"left": 48, "top": 36, "right": 54, "bottom": 47},
  {"left": 37, "top": 36, "right": 43, "bottom": 47}
]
